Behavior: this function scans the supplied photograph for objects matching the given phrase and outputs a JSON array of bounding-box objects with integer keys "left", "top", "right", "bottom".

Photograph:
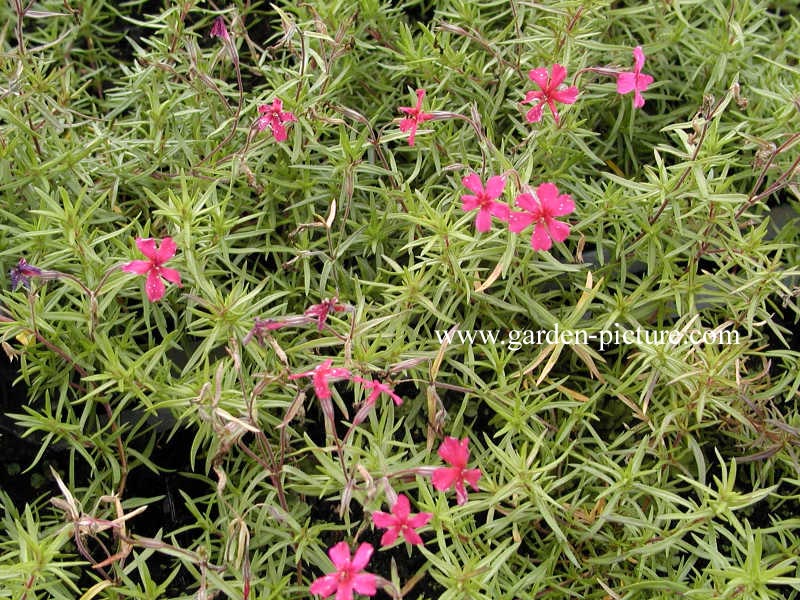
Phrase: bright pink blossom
[
  {"left": 398, "top": 89, "right": 433, "bottom": 146},
  {"left": 617, "top": 46, "right": 654, "bottom": 109},
  {"left": 432, "top": 437, "right": 481, "bottom": 505},
  {"left": 210, "top": 16, "right": 230, "bottom": 41},
  {"left": 372, "top": 494, "right": 433, "bottom": 547},
  {"left": 309, "top": 541, "right": 377, "bottom": 600},
  {"left": 522, "top": 64, "right": 579, "bottom": 124},
  {"left": 460, "top": 173, "right": 509, "bottom": 233},
  {"left": 289, "top": 359, "right": 351, "bottom": 400},
  {"left": 508, "top": 183, "right": 575, "bottom": 251},
  {"left": 352, "top": 376, "right": 403, "bottom": 406},
  {"left": 256, "top": 99, "right": 297, "bottom": 142},
  {"left": 305, "top": 297, "right": 352, "bottom": 331},
  {"left": 120, "top": 237, "right": 182, "bottom": 302}
]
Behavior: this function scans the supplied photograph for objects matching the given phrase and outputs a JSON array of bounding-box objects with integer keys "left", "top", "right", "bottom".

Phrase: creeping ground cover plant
[{"left": 1, "top": 1, "right": 800, "bottom": 599}]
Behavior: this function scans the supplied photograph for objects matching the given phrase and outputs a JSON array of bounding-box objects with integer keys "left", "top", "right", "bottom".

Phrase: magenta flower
[
  {"left": 309, "top": 542, "right": 377, "bottom": 600},
  {"left": 432, "top": 437, "right": 481, "bottom": 505},
  {"left": 289, "top": 359, "right": 351, "bottom": 400},
  {"left": 256, "top": 99, "right": 297, "bottom": 142},
  {"left": 305, "top": 297, "right": 352, "bottom": 331},
  {"left": 508, "top": 183, "right": 575, "bottom": 251},
  {"left": 460, "top": 173, "right": 509, "bottom": 233},
  {"left": 209, "top": 16, "right": 230, "bottom": 41},
  {"left": 352, "top": 376, "right": 403, "bottom": 407},
  {"left": 616, "top": 46, "right": 654, "bottom": 109},
  {"left": 120, "top": 237, "right": 182, "bottom": 302},
  {"left": 522, "top": 64, "right": 579, "bottom": 124},
  {"left": 372, "top": 494, "right": 433, "bottom": 546},
  {"left": 398, "top": 89, "right": 433, "bottom": 146}
]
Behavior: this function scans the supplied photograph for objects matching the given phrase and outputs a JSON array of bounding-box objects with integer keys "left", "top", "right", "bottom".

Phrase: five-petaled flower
[
  {"left": 432, "top": 436, "right": 482, "bottom": 505},
  {"left": 398, "top": 89, "right": 433, "bottom": 146},
  {"left": 289, "top": 359, "right": 351, "bottom": 400},
  {"left": 120, "top": 237, "right": 183, "bottom": 302},
  {"left": 522, "top": 64, "right": 579, "bottom": 124},
  {"left": 305, "top": 297, "right": 352, "bottom": 331},
  {"left": 617, "top": 46, "right": 654, "bottom": 109},
  {"left": 460, "top": 173, "right": 509, "bottom": 233},
  {"left": 372, "top": 494, "right": 432, "bottom": 547},
  {"left": 209, "top": 16, "right": 230, "bottom": 41},
  {"left": 309, "top": 541, "right": 377, "bottom": 600},
  {"left": 352, "top": 376, "right": 404, "bottom": 407},
  {"left": 508, "top": 183, "right": 575, "bottom": 251},
  {"left": 256, "top": 99, "right": 297, "bottom": 142}
]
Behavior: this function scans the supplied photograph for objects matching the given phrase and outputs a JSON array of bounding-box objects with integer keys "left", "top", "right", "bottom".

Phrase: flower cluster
[
  {"left": 391, "top": 48, "right": 654, "bottom": 251},
  {"left": 461, "top": 174, "right": 575, "bottom": 251}
]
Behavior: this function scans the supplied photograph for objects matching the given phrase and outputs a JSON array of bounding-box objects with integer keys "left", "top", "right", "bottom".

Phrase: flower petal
[
  {"left": 616, "top": 72, "right": 636, "bottom": 95},
  {"left": 461, "top": 173, "right": 484, "bottom": 194},
  {"left": 454, "top": 480, "right": 469, "bottom": 505},
  {"left": 552, "top": 86, "right": 579, "bottom": 105},
  {"left": 407, "top": 512, "right": 433, "bottom": 529},
  {"left": 461, "top": 195, "right": 479, "bottom": 211},
  {"left": 120, "top": 260, "right": 152, "bottom": 275},
  {"left": 530, "top": 224, "right": 553, "bottom": 251},
  {"left": 528, "top": 68, "right": 550, "bottom": 89},
  {"left": 546, "top": 218, "right": 571, "bottom": 243},
  {"left": 464, "top": 467, "right": 482, "bottom": 490},
  {"left": 152, "top": 237, "right": 177, "bottom": 263},
  {"left": 431, "top": 466, "right": 459, "bottom": 492},
  {"left": 632, "top": 46, "right": 646, "bottom": 72},
  {"left": 474, "top": 209, "right": 492, "bottom": 232},
  {"left": 549, "top": 63, "right": 568, "bottom": 87},
  {"left": 380, "top": 527, "right": 400, "bottom": 547},
  {"left": 352, "top": 573, "right": 377, "bottom": 596},
  {"left": 549, "top": 194, "right": 575, "bottom": 217},
  {"left": 134, "top": 238, "right": 158, "bottom": 259},
  {"left": 484, "top": 176, "right": 506, "bottom": 200},
  {"left": 327, "top": 541, "right": 351, "bottom": 569},
  {"left": 351, "top": 542, "right": 373, "bottom": 571},
  {"left": 402, "top": 528, "right": 424, "bottom": 545},
  {"left": 508, "top": 211, "right": 534, "bottom": 233},
  {"left": 310, "top": 574, "right": 338, "bottom": 597},
  {"left": 489, "top": 201, "right": 510, "bottom": 221},
  {"left": 392, "top": 494, "right": 411, "bottom": 520},
  {"left": 372, "top": 511, "right": 397, "bottom": 529},
  {"left": 335, "top": 585, "right": 354, "bottom": 600},
  {"left": 272, "top": 122, "right": 288, "bottom": 142},
  {"left": 437, "top": 437, "right": 468, "bottom": 467},
  {"left": 159, "top": 267, "right": 182, "bottom": 286},
  {"left": 145, "top": 269, "right": 166, "bottom": 302},
  {"left": 525, "top": 103, "right": 544, "bottom": 123}
]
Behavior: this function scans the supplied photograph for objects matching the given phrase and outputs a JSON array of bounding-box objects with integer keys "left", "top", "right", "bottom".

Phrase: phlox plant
[{"left": 1, "top": 1, "right": 800, "bottom": 600}]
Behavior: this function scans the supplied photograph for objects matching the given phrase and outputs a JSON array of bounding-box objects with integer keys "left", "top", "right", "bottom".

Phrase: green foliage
[{"left": 1, "top": 0, "right": 799, "bottom": 598}]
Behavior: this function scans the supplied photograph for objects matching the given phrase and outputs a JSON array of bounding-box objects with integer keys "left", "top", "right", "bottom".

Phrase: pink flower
[
  {"left": 256, "top": 99, "right": 297, "bottom": 142},
  {"left": 460, "top": 173, "right": 509, "bottom": 233},
  {"left": 522, "top": 64, "right": 579, "bottom": 124},
  {"left": 289, "top": 359, "right": 351, "bottom": 400},
  {"left": 352, "top": 377, "right": 403, "bottom": 406},
  {"left": 372, "top": 494, "right": 433, "bottom": 546},
  {"left": 309, "top": 542, "right": 377, "bottom": 600},
  {"left": 398, "top": 89, "right": 433, "bottom": 146},
  {"left": 305, "top": 297, "right": 352, "bottom": 331},
  {"left": 508, "top": 183, "right": 575, "bottom": 251},
  {"left": 432, "top": 437, "right": 481, "bottom": 505},
  {"left": 120, "top": 237, "right": 183, "bottom": 302},
  {"left": 617, "top": 46, "right": 654, "bottom": 109},
  {"left": 210, "top": 16, "right": 230, "bottom": 41}
]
